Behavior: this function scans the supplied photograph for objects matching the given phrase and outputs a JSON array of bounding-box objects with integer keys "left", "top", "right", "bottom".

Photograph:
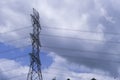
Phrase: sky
[{"left": 0, "top": 0, "right": 120, "bottom": 80}]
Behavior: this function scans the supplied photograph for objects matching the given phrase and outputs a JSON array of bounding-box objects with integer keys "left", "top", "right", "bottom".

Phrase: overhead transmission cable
[
  {"left": 1, "top": 25, "right": 120, "bottom": 36},
  {"left": 42, "top": 46, "right": 120, "bottom": 63},
  {"left": 1, "top": 45, "right": 120, "bottom": 64},
  {"left": 2, "top": 33, "right": 120, "bottom": 45},
  {"left": 0, "top": 40, "right": 120, "bottom": 57},
  {"left": 40, "top": 34, "right": 120, "bottom": 44},
  {"left": 42, "top": 45, "right": 120, "bottom": 56},
  {"left": 1, "top": 33, "right": 120, "bottom": 47},
  {"left": 0, "top": 33, "right": 120, "bottom": 58},
  {"left": 0, "top": 42, "right": 120, "bottom": 65},
  {"left": 0, "top": 26, "right": 31, "bottom": 34},
  {"left": 42, "top": 26, "right": 120, "bottom": 35},
  {"left": 0, "top": 37, "right": 120, "bottom": 57}
]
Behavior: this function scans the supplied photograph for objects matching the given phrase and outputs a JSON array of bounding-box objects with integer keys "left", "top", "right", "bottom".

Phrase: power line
[
  {"left": 1, "top": 33, "right": 119, "bottom": 46},
  {"left": 0, "top": 26, "right": 31, "bottom": 34},
  {"left": 42, "top": 26, "right": 120, "bottom": 35},
  {"left": 1, "top": 33, "right": 120, "bottom": 47},
  {"left": 0, "top": 35, "right": 120, "bottom": 58},
  {"left": 1, "top": 27, "right": 120, "bottom": 55},
  {"left": 0, "top": 35, "right": 119, "bottom": 67},
  {"left": 0, "top": 44, "right": 120, "bottom": 69},
  {"left": 0, "top": 45, "right": 120, "bottom": 64},
  {"left": 1, "top": 26, "right": 120, "bottom": 36},
  {"left": 1, "top": 26, "right": 120, "bottom": 44},
  {"left": 42, "top": 46, "right": 120, "bottom": 63},
  {"left": 43, "top": 46, "right": 110, "bottom": 55},
  {"left": 41, "top": 34, "right": 120, "bottom": 44},
  {"left": 0, "top": 41, "right": 120, "bottom": 57},
  {"left": 0, "top": 25, "right": 120, "bottom": 79},
  {"left": 0, "top": 34, "right": 120, "bottom": 63}
]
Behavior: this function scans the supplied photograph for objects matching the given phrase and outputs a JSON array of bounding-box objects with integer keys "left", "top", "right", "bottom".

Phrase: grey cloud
[
  {"left": 0, "top": 59, "right": 28, "bottom": 80},
  {"left": 1, "top": 0, "right": 120, "bottom": 78},
  {"left": 38, "top": 0, "right": 120, "bottom": 77},
  {"left": 0, "top": 0, "right": 33, "bottom": 47}
]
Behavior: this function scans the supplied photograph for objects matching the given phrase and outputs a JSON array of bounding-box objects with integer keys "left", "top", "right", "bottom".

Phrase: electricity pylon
[{"left": 27, "top": 8, "right": 43, "bottom": 80}]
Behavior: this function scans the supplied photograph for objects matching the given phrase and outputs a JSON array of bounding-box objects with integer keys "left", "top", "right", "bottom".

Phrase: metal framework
[{"left": 27, "top": 8, "right": 43, "bottom": 80}]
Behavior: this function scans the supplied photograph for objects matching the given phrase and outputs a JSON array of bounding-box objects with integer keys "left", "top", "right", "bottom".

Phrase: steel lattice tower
[{"left": 27, "top": 8, "right": 43, "bottom": 80}]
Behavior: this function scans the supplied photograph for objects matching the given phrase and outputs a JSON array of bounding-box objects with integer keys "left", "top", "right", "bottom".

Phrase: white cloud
[
  {"left": 0, "top": 0, "right": 120, "bottom": 77},
  {"left": 0, "top": 0, "right": 32, "bottom": 47},
  {"left": 42, "top": 53, "right": 118, "bottom": 80},
  {"left": 0, "top": 59, "right": 28, "bottom": 80},
  {"left": 0, "top": 53, "right": 119, "bottom": 80}
]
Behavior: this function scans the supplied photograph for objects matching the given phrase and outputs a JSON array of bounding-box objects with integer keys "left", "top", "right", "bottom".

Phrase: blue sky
[
  {"left": 0, "top": 42, "right": 53, "bottom": 68},
  {"left": 1, "top": 0, "right": 120, "bottom": 80}
]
